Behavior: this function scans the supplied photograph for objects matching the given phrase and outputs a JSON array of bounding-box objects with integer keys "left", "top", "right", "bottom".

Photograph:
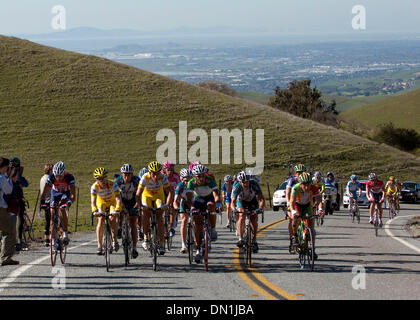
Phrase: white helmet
[
  {"left": 120, "top": 164, "right": 134, "bottom": 173},
  {"left": 180, "top": 168, "right": 192, "bottom": 178},
  {"left": 237, "top": 171, "right": 250, "bottom": 182},
  {"left": 53, "top": 161, "right": 66, "bottom": 176},
  {"left": 192, "top": 164, "right": 207, "bottom": 176}
]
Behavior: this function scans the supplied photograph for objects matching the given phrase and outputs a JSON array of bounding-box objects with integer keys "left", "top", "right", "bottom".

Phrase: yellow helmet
[
  {"left": 389, "top": 176, "right": 395, "bottom": 181},
  {"left": 294, "top": 164, "right": 306, "bottom": 173},
  {"left": 298, "top": 172, "right": 312, "bottom": 184},
  {"left": 93, "top": 167, "right": 108, "bottom": 179},
  {"left": 147, "top": 161, "right": 162, "bottom": 173}
]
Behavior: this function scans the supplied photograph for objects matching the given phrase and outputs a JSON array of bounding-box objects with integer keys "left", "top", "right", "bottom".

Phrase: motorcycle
[{"left": 322, "top": 185, "right": 338, "bottom": 215}]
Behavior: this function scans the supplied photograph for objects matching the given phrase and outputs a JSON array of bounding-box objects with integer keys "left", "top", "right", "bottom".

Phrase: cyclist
[
  {"left": 231, "top": 171, "right": 265, "bottom": 253},
  {"left": 346, "top": 174, "right": 362, "bottom": 213},
  {"left": 222, "top": 175, "right": 234, "bottom": 229},
  {"left": 395, "top": 179, "right": 402, "bottom": 210},
  {"left": 286, "top": 164, "right": 306, "bottom": 254},
  {"left": 91, "top": 167, "right": 122, "bottom": 255},
  {"left": 114, "top": 164, "right": 140, "bottom": 259},
  {"left": 186, "top": 164, "right": 220, "bottom": 263},
  {"left": 312, "top": 171, "right": 325, "bottom": 194},
  {"left": 40, "top": 161, "right": 75, "bottom": 246},
  {"left": 385, "top": 176, "right": 398, "bottom": 215},
  {"left": 290, "top": 172, "right": 323, "bottom": 260},
  {"left": 162, "top": 161, "right": 180, "bottom": 238},
  {"left": 136, "top": 161, "right": 172, "bottom": 256},
  {"left": 366, "top": 173, "right": 385, "bottom": 226},
  {"left": 137, "top": 167, "right": 149, "bottom": 240},
  {"left": 173, "top": 168, "right": 192, "bottom": 253}
]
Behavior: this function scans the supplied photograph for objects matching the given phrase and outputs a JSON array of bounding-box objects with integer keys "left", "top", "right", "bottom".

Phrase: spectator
[
  {"left": 0, "top": 157, "right": 19, "bottom": 266},
  {"left": 40, "top": 164, "right": 53, "bottom": 247},
  {"left": 5, "top": 158, "right": 29, "bottom": 251}
]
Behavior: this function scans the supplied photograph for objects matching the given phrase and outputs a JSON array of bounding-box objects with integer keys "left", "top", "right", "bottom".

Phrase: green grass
[
  {"left": 1, "top": 35, "right": 420, "bottom": 237},
  {"left": 341, "top": 88, "right": 420, "bottom": 132}
]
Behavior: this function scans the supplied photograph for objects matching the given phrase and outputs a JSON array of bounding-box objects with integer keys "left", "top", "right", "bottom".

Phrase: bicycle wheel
[
  {"left": 297, "top": 225, "right": 305, "bottom": 269},
  {"left": 104, "top": 223, "right": 112, "bottom": 272},
  {"left": 306, "top": 227, "right": 315, "bottom": 271},
  {"left": 187, "top": 222, "right": 194, "bottom": 265},
  {"left": 50, "top": 224, "right": 58, "bottom": 267},
  {"left": 152, "top": 225, "right": 158, "bottom": 271},
  {"left": 24, "top": 214, "right": 35, "bottom": 242},
  {"left": 123, "top": 220, "right": 130, "bottom": 267},
  {"left": 245, "top": 224, "right": 252, "bottom": 267},
  {"left": 374, "top": 212, "right": 379, "bottom": 237},
  {"left": 204, "top": 227, "right": 209, "bottom": 271},
  {"left": 60, "top": 235, "right": 67, "bottom": 264}
]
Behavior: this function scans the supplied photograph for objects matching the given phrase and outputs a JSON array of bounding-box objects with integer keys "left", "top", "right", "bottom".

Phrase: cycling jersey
[
  {"left": 114, "top": 175, "right": 140, "bottom": 201},
  {"left": 324, "top": 178, "right": 338, "bottom": 188},
  {"left": 175, "top": 181, "right": 189, "bottom": 213},
  {"left": 366, "top": 180, "right": 384, "bottom": 195},
  {"left": 162, "top": 171, "right": 181, "bottom": 192},
  {"left": 347, "top": 181, "right": 361, "bottom": 198},
  {"left": 232, "top": 180, "right": 262, "bottom": 210},
  {"left": 291, "top": 183, "right": 320, "bottom": 206},
  {"left": 385, "top": 181, "right": 398, "bottom": 195},
  {"left": 138, "top": 172, "right": 170, "bottom": 208},
  {"left": 286, "top": 176, "right": 299, "bottom": 190},
  {"left": 91, "top": 179, "right": 120, "bottom": 211},
  {"left": 222, "top": 182, "right": 233, "bottom": 203},
  {"left": 46, "top": 172, "right": 75, "bottom": 193},
  {"left": 187, "top": 177, "right": 218, "bottom": 199},
  {"left": 312, "top": 178, "right": 325, "bottom": 194}
]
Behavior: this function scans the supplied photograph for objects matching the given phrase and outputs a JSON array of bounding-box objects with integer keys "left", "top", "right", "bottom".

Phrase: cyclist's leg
[
  {"left": 155, "top": 199, "right": 165, "bottom": 246},
  {"left": 180, "top": 212, "right": 188, "bottom": 243},
  {"left": 108, "top": 206, "right": 119, "bottom": 243},
  {"left": 225, "top": 196, "right": 232, "bottom": 226},
  {"left": 193, "top": 214, "right": 204, "bottom": 248},
  {"left": 129, "top": 215, "right": 138, "bottom": 247},
  {"left": 44, "top": 207, "right": 51, "bottom": 244}
]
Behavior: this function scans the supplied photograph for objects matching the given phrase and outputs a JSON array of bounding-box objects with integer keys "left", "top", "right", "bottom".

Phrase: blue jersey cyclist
[
  {"left": 346, "top": 174, "right": 362, "bottom": 201},
  {"left": 186, "top": 164, "right": 220, "bottom": 264},
  {"left": 173, "top": 168, "right": 193, "bottom": 254},
  {"left": 40, "top": 161, "right": 75, "bottom": 246},
  {"left": 231, "top": 171, "right": 265, "bottom": 253},
  {"left": 222, "top": 175, "right": 234, "bottom": 229}
]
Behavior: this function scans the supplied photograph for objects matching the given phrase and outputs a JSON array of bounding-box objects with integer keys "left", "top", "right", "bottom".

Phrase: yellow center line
[{"left": 233, "top": 217, "right": 299, "bottom": 300}]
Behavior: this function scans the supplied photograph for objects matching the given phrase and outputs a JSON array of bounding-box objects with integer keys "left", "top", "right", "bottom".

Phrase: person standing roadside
[
  {"left": 40, "top": 164, "right": 54, "bottom": 247},
  {"left": 0, "top": 157, "right": 19, "bottom": 266}
]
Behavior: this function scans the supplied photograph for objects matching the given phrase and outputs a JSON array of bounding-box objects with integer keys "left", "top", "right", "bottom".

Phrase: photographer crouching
[{"left": 0, "top": 157, "right": 19, "bottom": 265}]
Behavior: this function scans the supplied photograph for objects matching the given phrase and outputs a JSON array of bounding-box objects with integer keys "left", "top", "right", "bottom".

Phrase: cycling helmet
[
  {"left": 180, "top": 168, "right": 192, "bottom": 178},
  {"left": 224, "top": 175, "right": 233, "bottom": 182},
  {"left": 192, "top": 164, "right": 207, "bottom": 176},
  {"left": 389, "top": 176, "right": 395, "bottom": 181},
  {"left": 148, "top": 161, "right": 162, "bottom": 173},
  {"left": 93, "top": 167, "right": 107, "bottom": 179},
  {"left": 314, "top": 171, "right": 322, "bottom": 179},
  {"left": 299, "top": 172, "right": 312, "bottom": 184},
  {"left": 350, "top": 174, "right": 357, "bottom": 181},
  {"left": 189, "top": 161, "right": 201, "bottom": 171},
  {"left": 163, "top": 161, "right": 175, "bottom": 169},
  {"left": 53, "top": 161, "right": 66, "bottom": 176},
  {"left": 368, "top": 172, "right": 377, "bottom": 181},
  {"left": 138, "top": 167, "right": 148, "bottom": 177},
  {"left": 237, "top": 171, "right": 250, "bottom": 182},
  {"left": 294, "top": 164, "right": 306, "bottom": 173},
  {"left": 253, "top": 176, "right": 260, "bottom": 183},
  {"left": 327, "top": 172, "right": 334, "bottom": 178},
  {"left": 120, "top": 163, "right": 134, "bottom": 173}
]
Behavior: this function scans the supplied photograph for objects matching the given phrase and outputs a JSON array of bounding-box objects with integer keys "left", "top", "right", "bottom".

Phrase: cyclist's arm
[
  {"left": 212, "top": 189, "right": 220, "bottom": 204},
  {"left": 173, "top": 194, "right": 180, "bottom": 210},
  {"left": 257, "top": 193, "right": 265, "bottom": 210},
  {"left": 285, "top": 187, "right": 292, "bottom": 205},
  {"left": 70, "top": 185, "right": 76, "bottom": 202},
  {"left": 41, "top": 184, "right": 51, "bottom": 200},
  {"left": 91, "top": 193, "right": 98, "bottom": 212},
  {"left": 165, "top": 186, "right": 173, "bottom": 206},
  {"left": 136, "top": 187, "right": 144, "bottom": 208}
]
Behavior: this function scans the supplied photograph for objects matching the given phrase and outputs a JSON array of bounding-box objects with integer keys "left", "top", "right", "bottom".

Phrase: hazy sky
[{"left": 1, "top": 0, "right": 420, "bottom": 35}]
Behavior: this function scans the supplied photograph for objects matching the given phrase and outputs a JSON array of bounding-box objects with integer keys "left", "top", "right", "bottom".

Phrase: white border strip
[
  {"left": 0, "top": 239, "right": 96, "bottom": 292},
  {"left": 385, "top": 215, "right": 420, "bottom": 254}
]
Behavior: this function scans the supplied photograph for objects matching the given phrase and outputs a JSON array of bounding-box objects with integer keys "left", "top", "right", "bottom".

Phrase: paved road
[{"left": 0, "top": 203, "right": 419, "bottom": 300}]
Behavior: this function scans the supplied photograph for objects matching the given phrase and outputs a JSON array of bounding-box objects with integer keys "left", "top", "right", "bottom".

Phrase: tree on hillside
[
  {"left": 268, "top": 79, "right": 339, "bottom": 126},
  {"left": 197, "top": 81, "right": 236, "bottom": 96},
  {"left": 372, "top": 122, "right": 420, "bottom": 151}
]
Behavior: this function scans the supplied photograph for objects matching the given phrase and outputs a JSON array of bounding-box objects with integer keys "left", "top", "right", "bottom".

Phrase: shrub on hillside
[
  {"left": 372, "top": 122, "right": 420, "bottom": 151},
  {"left": 268, "top": 79, "right": 339, "bottom": 127},
  {"left": 197, "top": 81, "right": 236, "bottom": 96}
]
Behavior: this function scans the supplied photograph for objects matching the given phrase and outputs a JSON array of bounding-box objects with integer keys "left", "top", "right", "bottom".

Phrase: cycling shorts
[
  {"left": 224, "top": 192, "right": 232, "bottom": 204},
  {"left": 50, "top": 190, "right": 70, "bottom": 208},
  {"left": 142, "top": 194, "right": 165, "bottom": 209},
  {"left": 193, "top": 195, "right": 215, "bottom": 213},
  {"left": 122, "top": 198, "right": 139, "bottom": 217},
  {"left": 294, "top": 202, "right": 314, "bottom": 218},
  {"left": 179, "top": 198, "right": 190, "bottom": 214},
  {"left": 236, "top": 197, "right": 258, "bottom": 212},
  {"left": 370, "top": 192, "right": 383, "bottom": 203}
]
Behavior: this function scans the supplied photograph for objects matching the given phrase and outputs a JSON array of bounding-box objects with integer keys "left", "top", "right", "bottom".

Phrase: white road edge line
[
  {"left": 385, "top": 215, "right": 420, "bottom": 254},
  {"left": 0, "top": 239, "right": 96, "bottom": 292}
]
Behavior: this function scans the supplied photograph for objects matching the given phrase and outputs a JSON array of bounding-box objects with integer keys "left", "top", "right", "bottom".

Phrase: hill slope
[
  {"left": 341, "top": 88, "right": 420, "bottom": 132},
  {"left": 1, "top": 35, "right": 420, "bottom": 231}
]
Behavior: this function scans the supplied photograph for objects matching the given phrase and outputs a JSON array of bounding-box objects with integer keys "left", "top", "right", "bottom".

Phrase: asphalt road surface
[{"left": 0, "top": 203, "right": 419, "bottom": 300}]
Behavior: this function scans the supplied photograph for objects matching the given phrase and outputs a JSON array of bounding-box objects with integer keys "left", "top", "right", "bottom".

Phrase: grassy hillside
[
  {"left": 1, "top": 35, "right": 420, "bottom": 235},
  {"left": 341, "top": 88, "right": 420, "bottom": 133}
]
